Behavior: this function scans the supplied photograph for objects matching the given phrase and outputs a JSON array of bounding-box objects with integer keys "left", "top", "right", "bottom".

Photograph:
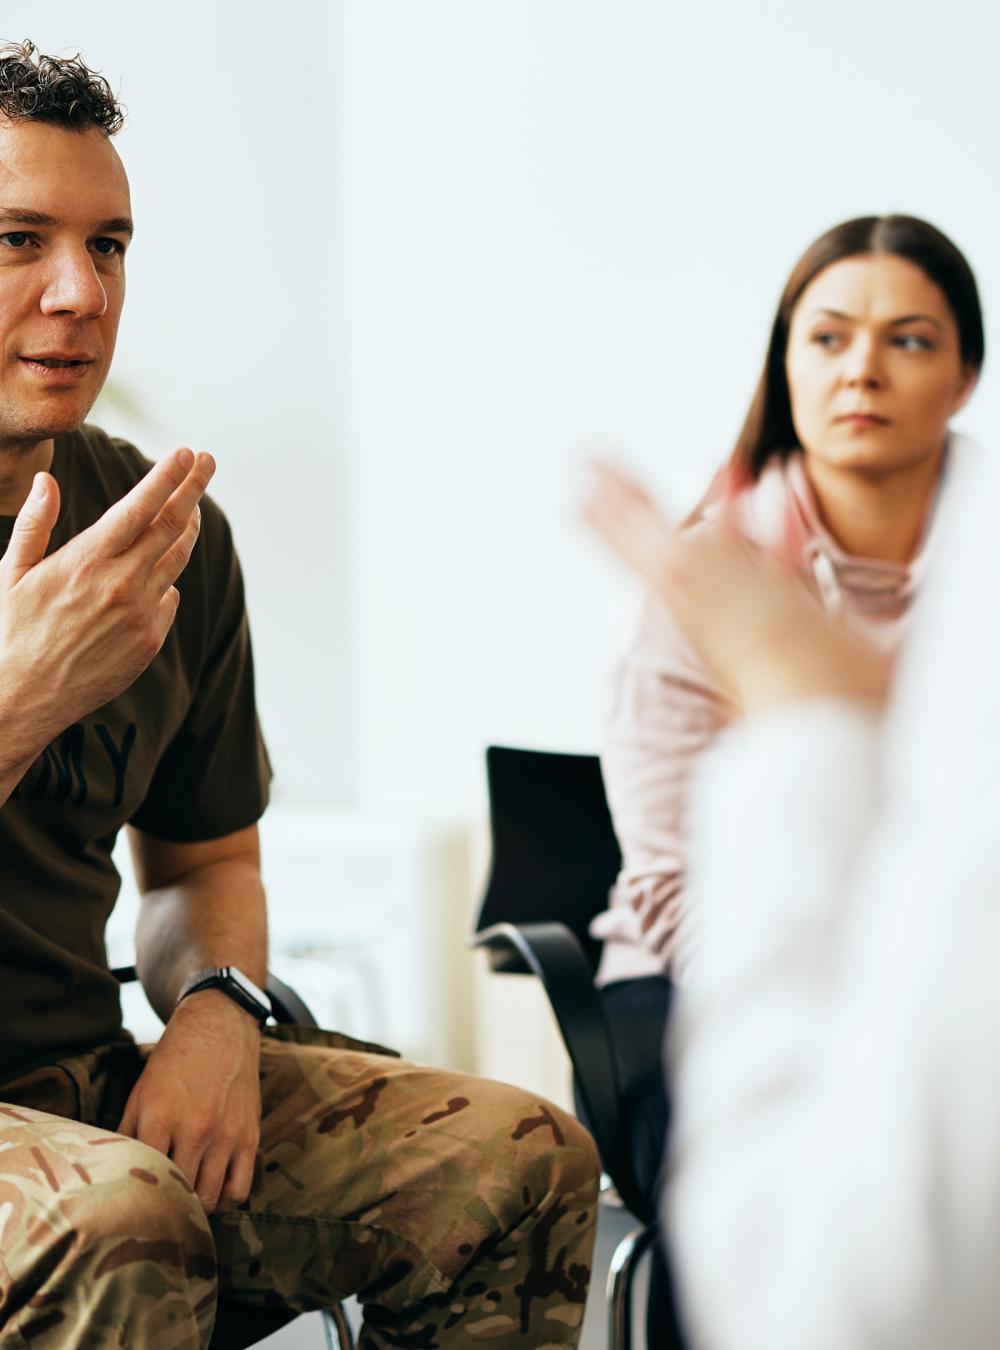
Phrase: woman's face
[{"left": 784, "top": 253, "right": 975, "bottom": 478}]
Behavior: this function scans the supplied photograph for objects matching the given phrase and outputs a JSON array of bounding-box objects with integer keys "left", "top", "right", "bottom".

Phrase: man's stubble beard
[{"left": 0, "top": 388, "right": 105, "bottom": 457}]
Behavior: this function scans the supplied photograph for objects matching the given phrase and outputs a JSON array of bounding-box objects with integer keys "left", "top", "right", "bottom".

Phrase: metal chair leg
[
  {"left": 322, "top": 1303, "right": 355, "bottom": 1349},
  {"left": 607, "top": 1223, "right": 658, "bottom": 1350}
]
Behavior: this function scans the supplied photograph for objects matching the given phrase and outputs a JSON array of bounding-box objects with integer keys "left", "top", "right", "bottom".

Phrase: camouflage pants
[{"left": 0, "top": 1026, "right": 599, "bottom": 1348}]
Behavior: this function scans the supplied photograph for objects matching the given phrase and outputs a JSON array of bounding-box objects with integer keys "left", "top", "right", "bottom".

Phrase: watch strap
[{"left": 178, "top": 966, "right": 271, "bottom": 1026}]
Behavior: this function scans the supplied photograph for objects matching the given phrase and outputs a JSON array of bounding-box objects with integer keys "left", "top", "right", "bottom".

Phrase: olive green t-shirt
[{"left": 0, "top": 425, "right": 271, "bottom": 1083}]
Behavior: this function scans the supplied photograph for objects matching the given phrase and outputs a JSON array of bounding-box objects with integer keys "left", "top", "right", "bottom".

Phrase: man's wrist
[
  {"left": 173, "top": 986, "right": 265, "bottom": 1033},
  {"left": 176, "top": 965, "right": 271, "bottom": 1026},
  {"left": 0, "top": 680, "right": 57, "bottom": 790}
]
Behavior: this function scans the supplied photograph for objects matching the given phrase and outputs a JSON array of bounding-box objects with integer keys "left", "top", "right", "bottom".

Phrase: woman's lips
[{"left": 836, "top": 413, "right": 891, "bottom": 428}]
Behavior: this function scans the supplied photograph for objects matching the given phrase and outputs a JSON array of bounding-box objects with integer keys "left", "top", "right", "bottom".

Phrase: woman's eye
[
  {"left": 894, "top": 333, "right": 931, "bottom": 351},
  {"left": 811, "top": 332, "right": 842, "bottom": 348}
]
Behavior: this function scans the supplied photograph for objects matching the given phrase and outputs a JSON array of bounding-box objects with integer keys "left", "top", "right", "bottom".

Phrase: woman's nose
[{"left": 844, "top": 338, "right": 883, "bottom": 388}]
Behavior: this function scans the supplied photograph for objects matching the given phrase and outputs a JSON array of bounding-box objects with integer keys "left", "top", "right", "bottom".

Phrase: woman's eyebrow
[
  {"left": 808, "top": 307, "right": 944, "bottom": 330},
  {"left": 889, "top": 313, "right": 944, "bottom": 329}
]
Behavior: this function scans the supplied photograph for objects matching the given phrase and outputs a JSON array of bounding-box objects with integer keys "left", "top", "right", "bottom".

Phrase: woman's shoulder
[{"left": 691, "top": 452, "right": 795, "bottom": 552}]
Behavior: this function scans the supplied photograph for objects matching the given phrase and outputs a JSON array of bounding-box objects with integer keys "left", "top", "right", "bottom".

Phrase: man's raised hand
[{"left": 0, "top": 448, "right": 216, "bottom": 784}]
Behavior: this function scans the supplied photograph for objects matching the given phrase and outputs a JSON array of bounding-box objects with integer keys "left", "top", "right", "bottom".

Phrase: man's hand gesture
[{"left": 0, "top": 447, "right": 215, "bottom": 782}]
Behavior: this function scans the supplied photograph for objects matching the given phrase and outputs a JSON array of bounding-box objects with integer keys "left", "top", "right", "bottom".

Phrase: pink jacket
[{"left": 594, "top": 448, "right": 941, "bottom": 986}]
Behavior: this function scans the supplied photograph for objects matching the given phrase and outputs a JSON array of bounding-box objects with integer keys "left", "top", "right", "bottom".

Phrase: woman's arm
[{"left": 597, "top": 596, "right": 728, "bottom": 980}]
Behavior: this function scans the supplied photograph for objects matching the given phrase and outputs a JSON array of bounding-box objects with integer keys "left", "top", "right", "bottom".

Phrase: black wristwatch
[{"left": 177, "top": 966, "right": 272, "bottom": 1026}]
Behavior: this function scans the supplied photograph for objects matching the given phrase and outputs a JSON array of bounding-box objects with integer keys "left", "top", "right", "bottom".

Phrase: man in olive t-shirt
[
  {"left": 0, "top": 424, "right": 270, "bottom": 1081},
  {"left": 0, "top": 42, "right": 597, "bottom": 1349}
]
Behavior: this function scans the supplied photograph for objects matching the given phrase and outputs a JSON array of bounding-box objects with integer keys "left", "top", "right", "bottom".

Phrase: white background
[{"left": 9, "top": 1, "right": 1000, "bottom": 819}]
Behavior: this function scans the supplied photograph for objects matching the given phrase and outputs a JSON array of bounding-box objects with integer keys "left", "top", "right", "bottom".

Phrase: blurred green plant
[{"left": 92, "top": 377, "right": 149, "bottom": 427}]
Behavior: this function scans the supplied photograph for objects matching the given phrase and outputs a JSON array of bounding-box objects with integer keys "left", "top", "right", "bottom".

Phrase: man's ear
[{"left": 953, "top": 364, "right": 979, "bottom": 416}]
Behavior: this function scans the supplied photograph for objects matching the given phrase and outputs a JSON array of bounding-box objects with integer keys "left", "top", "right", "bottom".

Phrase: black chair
[
  {"left": 470, "top": 745, "right": 665, "bottom": 1350},
  {"left": 113, "top": 964, "right": 355, "bottom": 1350}
]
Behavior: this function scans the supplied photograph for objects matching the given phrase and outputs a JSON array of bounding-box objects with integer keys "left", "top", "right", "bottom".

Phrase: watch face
[{"left": 225, "top": 967, "right": 270, "bottom": 1013}]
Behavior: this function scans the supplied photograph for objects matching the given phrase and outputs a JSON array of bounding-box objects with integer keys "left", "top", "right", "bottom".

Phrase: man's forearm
[
  {"left": 0, "top": 758, "right": 32, "bottom": 809},
  {"left": 134, "top": 856, "right": 268, "bottom": 1023},
  {"left": 0, "top": 684, "right": 63, "bottom": 808}
]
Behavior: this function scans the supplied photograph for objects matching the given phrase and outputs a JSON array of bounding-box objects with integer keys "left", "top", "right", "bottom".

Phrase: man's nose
[{"left": 38, "top": 247, "right": 108, "bottom": 321}]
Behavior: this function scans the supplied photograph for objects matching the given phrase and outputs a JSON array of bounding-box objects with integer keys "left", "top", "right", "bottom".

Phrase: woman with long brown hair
[{"left": 588, "top": 213, "right": 984, "bottom": 1345}]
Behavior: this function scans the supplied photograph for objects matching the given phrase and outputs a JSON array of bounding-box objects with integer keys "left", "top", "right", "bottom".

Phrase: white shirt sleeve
[{"left": 667, "top": 691, "right": 1000, "bottom": 1350}]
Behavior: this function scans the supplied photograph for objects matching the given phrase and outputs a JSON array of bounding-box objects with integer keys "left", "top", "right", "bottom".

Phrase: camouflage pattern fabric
[{"left": 0, "top": 1025, "right": 599, "bottom": 1347}]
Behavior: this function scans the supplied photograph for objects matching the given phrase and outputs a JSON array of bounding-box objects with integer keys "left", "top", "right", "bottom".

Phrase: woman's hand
[{"left": 581, "top": 461, "right": 890, "bottom": 714}]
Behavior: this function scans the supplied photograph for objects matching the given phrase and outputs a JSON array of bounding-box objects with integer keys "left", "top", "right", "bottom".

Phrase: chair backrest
[{"left": 474, "top": 745, "right": 621, "bottom": 974}]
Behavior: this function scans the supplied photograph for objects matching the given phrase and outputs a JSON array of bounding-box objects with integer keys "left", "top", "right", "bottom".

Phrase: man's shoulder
[
  {"left": 56, "top": 424, "right": 155, "bottom": 524},
  {"left": 68, "top": 422, "right": 154, "bottom": 482}
]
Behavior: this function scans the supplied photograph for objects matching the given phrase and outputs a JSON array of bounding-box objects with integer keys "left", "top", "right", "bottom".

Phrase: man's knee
[
  {"left": 83, "top": 1138, "right": 214, "bottom": 1259},
  {"left": 3, "top": 1137, "right": 216, "bottom": 1346},
  {"left": 493, "top": 1083, "right": 600, "bottom": 1179}
]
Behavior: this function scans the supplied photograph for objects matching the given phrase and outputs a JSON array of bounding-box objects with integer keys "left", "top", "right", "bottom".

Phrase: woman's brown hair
[{"left": 731, "top": 214, "right": 985, "bottom": 481}]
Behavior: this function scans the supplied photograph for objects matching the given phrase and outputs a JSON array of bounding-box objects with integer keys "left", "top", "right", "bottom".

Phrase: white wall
[
  {"left": 7, "top": 3, "right": 1000, "bottom": 830},
  {"left": 333, "top": 0, "right": 1000, "bottom": 820}
]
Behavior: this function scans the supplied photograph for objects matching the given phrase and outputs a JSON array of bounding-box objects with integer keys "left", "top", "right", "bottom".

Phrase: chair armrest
[
  {"left": 472, "top": 920, "right": 646, "bottom": 1217},
  {"left": 265, "top": 971, "right": 319, "bottom": 1027}
]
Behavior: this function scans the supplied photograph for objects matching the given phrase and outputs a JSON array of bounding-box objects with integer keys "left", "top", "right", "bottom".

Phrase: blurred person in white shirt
[{"left": 583, "top": 439, "right": 1000, "bottom": 1350}]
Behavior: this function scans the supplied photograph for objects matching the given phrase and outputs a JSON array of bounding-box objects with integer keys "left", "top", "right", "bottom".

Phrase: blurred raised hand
[{"left": 581, "top": 460, "right": 890, "bottom": 715}]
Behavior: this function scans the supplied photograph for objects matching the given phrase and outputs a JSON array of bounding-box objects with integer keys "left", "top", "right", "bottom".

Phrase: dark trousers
[{"left": 576, "top": 975, "right": 686, "bottom": 1348}]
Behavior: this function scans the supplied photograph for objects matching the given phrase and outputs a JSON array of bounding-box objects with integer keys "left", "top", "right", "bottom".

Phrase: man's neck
[
  {"left": 803, "top": 447, "right": 946, "bottom": 566},
  {"left": 0, "top": 439, "right": 55, "bottom": 515}
]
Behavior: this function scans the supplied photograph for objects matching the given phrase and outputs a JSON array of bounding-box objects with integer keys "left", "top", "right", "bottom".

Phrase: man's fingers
[
  {"left": 117, "top": 1087, "right": 140, "bottom": 1139},
  {"left": 147, "top": 507, "right": 201, "bottom": 597},
  {"left": 191, "top": 1145, "right": 233, "bottom": 1215},
  {"left": 217, "top": 1144, "right": 257, "bottom": 1213},
  {"left": 152, "top": 586, "right": 181, "bottom": 646},
  {"left": 118, "top": 1095, "right": 173, "bottom": 1166},
  {"left": 1, "top": 472, "right": 60, "bottom": 584},
  {"left": 139, "top": 452, "right": 215, "bottom": 569},
  {"left": 92, "top": 447, "right": 197, "bottom": 555}
]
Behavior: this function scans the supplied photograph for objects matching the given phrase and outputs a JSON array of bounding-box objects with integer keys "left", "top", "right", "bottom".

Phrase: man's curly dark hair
[{"left": 0, "top": 39, "right": 124, "bottom": 135}]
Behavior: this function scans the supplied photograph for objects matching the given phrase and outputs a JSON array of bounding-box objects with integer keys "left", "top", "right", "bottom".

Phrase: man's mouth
[
  {"left": 30, "top": 358, "right": 87, "bottom": 369},
  {"left": 17, "top": 354, "right": 96, "bottom": 382}
]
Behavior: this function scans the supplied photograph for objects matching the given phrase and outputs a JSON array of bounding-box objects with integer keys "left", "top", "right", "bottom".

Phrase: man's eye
[
  {"left": 0, "top": 232, "right": 31, "bottom": 249},
  {"left": 92, "top": 237, "right": 124, "bottom": 257}
]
